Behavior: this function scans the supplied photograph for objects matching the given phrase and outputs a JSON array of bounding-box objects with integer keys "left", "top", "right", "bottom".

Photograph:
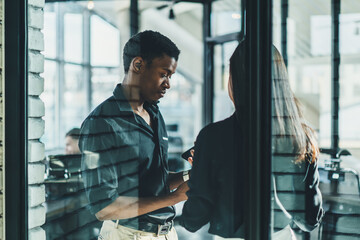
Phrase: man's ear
[{"left": 131, "top": 57, "right": 145, "bottom": 73}]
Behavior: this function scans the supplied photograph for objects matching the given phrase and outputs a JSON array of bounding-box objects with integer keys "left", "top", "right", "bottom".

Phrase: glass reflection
[
  {"left": 41, "top": 60, "right": 58, "bottom": 149},
  {"left": 91, "top": 67, "right": 119, "bottom": 109},
  {"left": 213, "top": 41, "right": 237, "bottom": 122},
  {"left": 62, "top": 64, "right": 87, "bottom": 139},
  {"left": 64, "top": 13, "right": 83, "bottom": 63},
  {"left": 44, "top": 10, "right": 56, "bottom": 59},
  {"left": 211, "top": 0, "right": 241, "bottom": 36},
  {"left": 270, "top": 45, "right": 324, "bottom": 239},
  {"left": 91, "top": 15, "right": 120, "bottom": 67},
  {"left": 41, "top": 2, "right": 121, "bottom": 239},
  {"left": 272, "top": 0, "right": 360, "bottom": 239}
]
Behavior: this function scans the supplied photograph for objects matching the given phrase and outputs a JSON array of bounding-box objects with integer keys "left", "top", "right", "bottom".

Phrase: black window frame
[{"left": 4, "top": 0, "right": 29, "bottom": 239}]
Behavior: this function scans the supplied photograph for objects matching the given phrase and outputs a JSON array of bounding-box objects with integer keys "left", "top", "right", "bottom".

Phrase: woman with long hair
[{"left": 180, "top": 41, "right": 324, "bottom": 238}]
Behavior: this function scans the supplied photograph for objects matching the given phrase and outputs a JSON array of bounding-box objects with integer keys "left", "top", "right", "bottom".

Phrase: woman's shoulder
[{"left": 198, "top": 114, "right": 236, "bottom": 139}]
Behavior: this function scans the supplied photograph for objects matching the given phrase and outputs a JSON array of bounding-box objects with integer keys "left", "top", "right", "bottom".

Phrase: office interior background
[{"left": 1, "top": 0, "right": 360, "bottom": 239}]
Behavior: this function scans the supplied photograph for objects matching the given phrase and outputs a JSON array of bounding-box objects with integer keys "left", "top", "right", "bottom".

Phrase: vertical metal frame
[
  {"left": 331, "top": 0, "right": 340, "bottom": 157},
  {"left": 202, "top": 0, "right": 214, "bottom": 126},
  {"left": 241, "top": 0, "right": 245, "bottom": 39},
  {"left": 56, "top": 3, "right": 64, "bottom": 147},
  {"left": 243, "top": 0, "right": 272, "bottom": 239},
  {"left": 281, "top": 0, "right": 288, "bottom": 67},
  {"left": 84, "top": 10, "right": 92, "bottom": 112},
  {"left": 203, "top": 0, "right": 245, "bottom": 126},
  {"left": 130, "top": 0, "right": 139, "bottom": 36},
  {"left": 4, "top": 0, "right": 28, "bottom": 238}
]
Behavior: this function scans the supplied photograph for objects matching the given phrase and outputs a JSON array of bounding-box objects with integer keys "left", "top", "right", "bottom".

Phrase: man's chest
[{"left": 106, "top": 117, "right": 166, "bottom": 158}]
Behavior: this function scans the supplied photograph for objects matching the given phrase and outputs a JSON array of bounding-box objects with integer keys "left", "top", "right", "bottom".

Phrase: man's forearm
[{"left": 95, "top": 192, "right": 184, "bottom": 221}]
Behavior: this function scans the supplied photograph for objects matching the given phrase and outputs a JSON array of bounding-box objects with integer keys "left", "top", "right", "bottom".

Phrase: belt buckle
[{"left": 157, "top": 222, "right": 172, "bottom": 236}]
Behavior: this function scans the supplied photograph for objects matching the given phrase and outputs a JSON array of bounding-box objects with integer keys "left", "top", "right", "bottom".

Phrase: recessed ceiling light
[{"left": 87, "top": 1, "right": 95, "bottom": 10}]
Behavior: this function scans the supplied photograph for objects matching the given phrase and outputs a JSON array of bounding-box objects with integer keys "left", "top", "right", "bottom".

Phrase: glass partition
[
  {"left": 139, "top": 1, "right": 204, "bottom": 154},
  {"left": 38, "top": 1, "right": 207, "bottom": 239},
  {"left": 41, "top": 60, "right": 58, "bottom": 149},
  {"left": 40, "top": 2, "right": 121, "bottom": 239},
  {"left": 62, "top": 64, "right": 87, "bottom": 136},
  {"left": 139, "top": 2, "right": 209, "bottom": 239},
  {"left": 339, "top": 0, "right": 360, "bottom": 159},
  {"left": 213, "top": 41, "right": 237, "bottom": 122},
  {"left": 212, "top": 0, "right": 241, "bottom": 36},
  {"left": 91, "top": 67, "right": 120, "bottom": 109},
  {"left": 27, "top": 0, "right": 360, "bottom": 239},
  {"left": 91, "top": 15, "right": 120, "bottom": 67},
  {"left": 271, "top": 0, "right": 360, "bottom": 239},
  {"left": 64, "top": 13, "right": 83, "bottom": 63}
]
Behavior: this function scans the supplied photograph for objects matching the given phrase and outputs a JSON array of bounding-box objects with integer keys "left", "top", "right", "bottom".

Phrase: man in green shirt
[{"left": 79, "top": 30, "right": 190, "bottom": 240}]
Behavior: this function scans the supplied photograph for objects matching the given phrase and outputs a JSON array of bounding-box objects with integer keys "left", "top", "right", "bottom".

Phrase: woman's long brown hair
[{"left": 230, "top": 41, "right": 319, "bottom": 163}]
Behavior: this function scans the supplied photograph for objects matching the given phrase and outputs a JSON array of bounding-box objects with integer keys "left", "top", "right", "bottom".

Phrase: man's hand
[{"left": 173, "top": 181, "right": 189, "bottom": 201}]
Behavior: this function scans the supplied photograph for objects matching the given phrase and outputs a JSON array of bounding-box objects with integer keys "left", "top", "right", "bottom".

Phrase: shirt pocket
[{"left": 159, "top": 139, "right": 169, "bottom": 167}]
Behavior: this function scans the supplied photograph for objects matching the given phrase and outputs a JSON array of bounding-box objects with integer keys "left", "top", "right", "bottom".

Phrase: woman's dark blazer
[
  {"left": 180, "top": 113, "right": 324, "bottom": 238},
  {"left": 180, "top": 114, "right": 245, "bottom": 238}
]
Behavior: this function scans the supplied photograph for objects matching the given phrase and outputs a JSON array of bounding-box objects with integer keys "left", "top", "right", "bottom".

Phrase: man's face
[
  {"left": 139, "top": 55, "right": 177, "bottom": 102},
  {"left": 65, "top": 136, "right": 80, "bottom": 155}
]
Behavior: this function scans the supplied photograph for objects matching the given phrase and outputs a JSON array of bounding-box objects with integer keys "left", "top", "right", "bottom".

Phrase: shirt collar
[
  {"left": 144, "top": 101, "right": 160, "bottom": 117},
  {"left": 113, "top": 84, "right": 133, "bottom": 113},
  {"left": 113, "top": 83, "right": 160, "bottom": 116}
]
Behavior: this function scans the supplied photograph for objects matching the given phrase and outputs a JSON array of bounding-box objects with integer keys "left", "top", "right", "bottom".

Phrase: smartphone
[{"left": 181, "top": 147, "right": 194, "bottom": 161}]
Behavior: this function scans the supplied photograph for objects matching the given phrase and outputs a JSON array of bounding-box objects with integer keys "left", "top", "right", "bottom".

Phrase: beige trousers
[{"left": 98, "top": 220, "right": 178, "bottom": 240}]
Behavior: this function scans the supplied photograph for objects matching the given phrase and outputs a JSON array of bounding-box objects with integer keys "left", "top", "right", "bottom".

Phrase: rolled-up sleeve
[{"left": 180, "top": 129, "right": 215, "bottom": 232}]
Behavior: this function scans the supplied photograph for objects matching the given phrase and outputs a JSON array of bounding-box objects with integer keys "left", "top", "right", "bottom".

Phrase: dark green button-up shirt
[{"left": 79, "top": 84, "right": 175, "bottom": 225}]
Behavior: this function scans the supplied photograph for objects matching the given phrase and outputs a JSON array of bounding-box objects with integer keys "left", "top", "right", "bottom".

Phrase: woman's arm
[{"left": 180, "top": 130, "right": 215, "bottom": 232}]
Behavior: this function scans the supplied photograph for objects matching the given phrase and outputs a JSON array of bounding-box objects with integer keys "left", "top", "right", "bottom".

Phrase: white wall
[{"left": 28, "top": 0, "right": 46, "bottom": 239}]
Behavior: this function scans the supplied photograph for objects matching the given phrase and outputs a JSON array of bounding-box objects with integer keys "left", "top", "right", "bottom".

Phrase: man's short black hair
[
  {"left": 123, "top": 30, "right": 180, "bottom": 73},
  {"left": 66, "top": 128, "right": 80, "bottom": 139}
]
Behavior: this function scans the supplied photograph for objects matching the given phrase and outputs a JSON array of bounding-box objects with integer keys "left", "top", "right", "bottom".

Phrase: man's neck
[{"left": 122, "top": 76, "right": 145, "bottom": 113}]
